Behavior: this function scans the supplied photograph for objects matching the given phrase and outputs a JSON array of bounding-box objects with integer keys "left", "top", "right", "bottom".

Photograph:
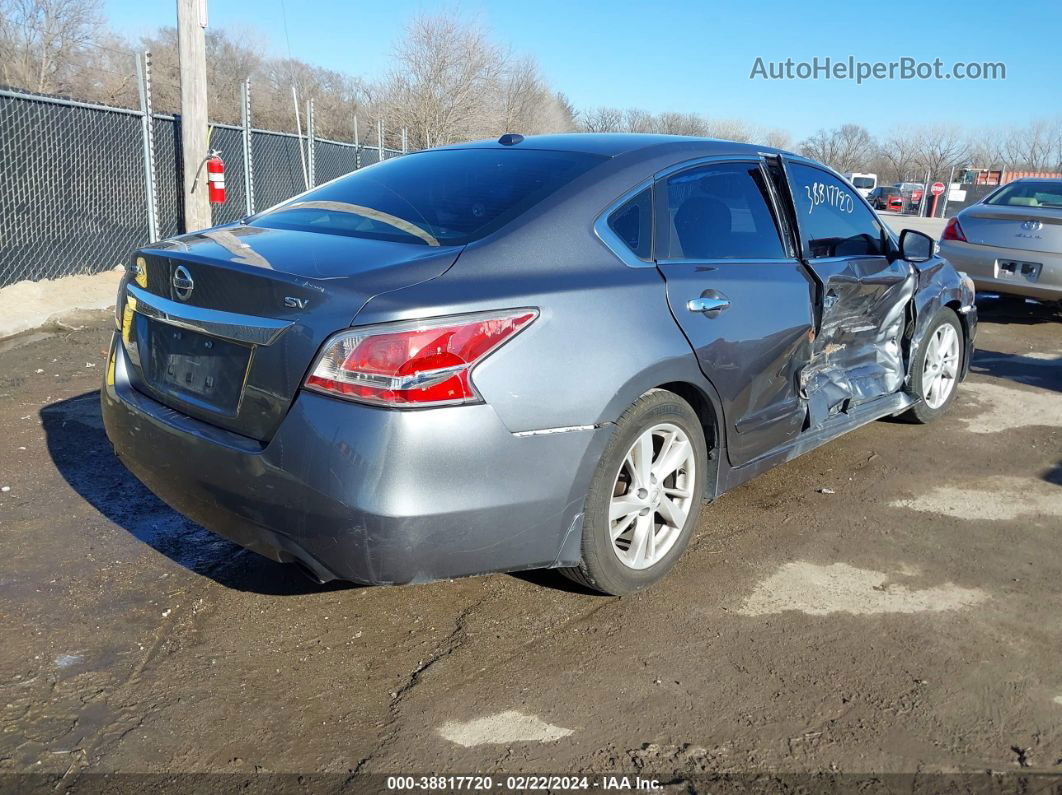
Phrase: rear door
[
  {"left": 779, "top": 159, "right": 915, "bottom": 428},
  {"left": 653, "top": 158, "right": 815, "bottom": 467}
]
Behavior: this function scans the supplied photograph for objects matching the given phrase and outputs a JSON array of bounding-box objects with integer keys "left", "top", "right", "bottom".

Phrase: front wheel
[
  {"left": 560, "top": 389, "right": 708, "bottom": 595},
  {"left": 901, "top": 308, "right": 964, "bottom": 424}
]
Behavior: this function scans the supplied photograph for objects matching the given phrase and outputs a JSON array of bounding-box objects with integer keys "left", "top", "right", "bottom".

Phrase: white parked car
[{"left": 844, "top": 172, "right": 877, "bottom": 199}]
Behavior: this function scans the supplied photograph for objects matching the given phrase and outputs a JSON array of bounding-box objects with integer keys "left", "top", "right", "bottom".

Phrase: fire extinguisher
[{"left": 205, "top": 151, "right": 226, "bottom": 204}]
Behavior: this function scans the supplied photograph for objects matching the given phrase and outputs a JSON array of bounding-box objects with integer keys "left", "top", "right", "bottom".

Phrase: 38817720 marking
[{"left": 385, "top": 774, "right": 663, "bottom": 791}]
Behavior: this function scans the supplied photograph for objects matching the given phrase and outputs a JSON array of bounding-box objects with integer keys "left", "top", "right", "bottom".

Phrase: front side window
[
  {"left": 787, "top": 163, "right": 886, "bottom": 259},
  {"left": 250, "top": 148, "right": 607, "bottom": 246},
  {"left": 607, "top": 188, "right": 652, "bottom": 259},
  {"left": 663, "top": 163, "right": 786, "bottom": 260}
]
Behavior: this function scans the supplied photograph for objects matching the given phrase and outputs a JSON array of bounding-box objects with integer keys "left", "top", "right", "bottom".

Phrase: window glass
[
  {"left": 251, "top": 148, "right": 607, "bottom": 246},
  {"left": 788, "top": 163, "right": 886, "bottom": 258},
  {"left": 985, "top": 181, "right": 1062, "bottom": 208},
  {"left": 607, "top": 188, "right": 652, "bottom": 259},
  {"left": 664, "top": 163, "right": 786, "bottom": 260},
  {"left": 850, "top": 176, "right": 875, "bottom": 189}
]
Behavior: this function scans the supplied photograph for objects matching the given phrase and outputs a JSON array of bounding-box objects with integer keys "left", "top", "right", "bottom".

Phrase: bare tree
[
  {"left": 382, "top": 14, "right": 503, "bottom": 149},
  {"left": 911, "top": 124, "right": 970, "bottom": 179},
  {"left": 496, "top": 53, "right": 572, "bottom": 135},
  {"left": 704, "top": 117, "right": 753, "bottom": 142},
  {"left": 799, "top": 124, "right": 874, "bottom": 172},
  {"left": 579, "top": 106, "right": 624, "bottom": 132},
  {"left": 964, "top": 125, "right": 1005, "bottom": 169},
  {"left": 999, "top": 119, "right": 1062, "bottom": 171},
  {"left": 798, "top": 128, "right": 838, "bottom": 167},
  {"left": 877, "top": 131, "right": 920, "bottom": 182},
  {"left": 77, "top": 28, "right": 136, "bottom": 106},
  {"left": 761, "top": 127, "right": 792, "bottom": 150},
  {"left": 5, "top": 0, "right": 1057, "bottom": 180},
  {"left": 622, "top": 107, "right": 653, "bottom": 133},
  {"left": 552, "top": 92, "right": 577, "bottom": 129},
  {"left": 0, "top": 0, "right": 102, "bottom": 93}
]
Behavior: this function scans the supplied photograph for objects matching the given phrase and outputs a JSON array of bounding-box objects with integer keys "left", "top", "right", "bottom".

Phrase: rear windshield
[
  {"left": 985, "top": 181, "right": 1062, "bottom": 208},
  {"left": 249, "top": 148, "right": 607, "bottom": 246},
  {"left": 851, "top": 177, "right": 874, "bottom": 189}
]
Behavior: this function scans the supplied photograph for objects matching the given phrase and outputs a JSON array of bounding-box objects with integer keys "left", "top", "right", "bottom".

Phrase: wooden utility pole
[{"left": 177, "top": 0, "right": 210, "bottom": 232}]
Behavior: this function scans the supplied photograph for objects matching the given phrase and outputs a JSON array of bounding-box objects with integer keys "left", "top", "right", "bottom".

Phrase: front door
[
  {"left": 654, "top": 159, "right": 815, "bottom": 467},
  {"left": 779, "top": 159, "right": 916, "bottom": 428}
]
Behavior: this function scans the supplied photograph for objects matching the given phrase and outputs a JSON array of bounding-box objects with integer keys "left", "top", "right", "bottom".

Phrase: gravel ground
[
  {"left": 0, "top": 297, "right": 1059, "bottom": 790},
  {"left": 879, "top": 214, "right": 948, "bottom": 239}
]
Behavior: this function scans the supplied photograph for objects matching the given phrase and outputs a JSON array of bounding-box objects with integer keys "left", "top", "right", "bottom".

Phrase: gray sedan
[
  {"left": 102, "top": 134, "right": 976, "bottom": 595},
  {"left": 939, "top": 178, "right": 1062, "bottom": 305}
]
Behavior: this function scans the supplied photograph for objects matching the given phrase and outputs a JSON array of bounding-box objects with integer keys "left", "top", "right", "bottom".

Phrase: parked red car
[{"left": 869, "top": 186, "right": 904, "bottom": 212}]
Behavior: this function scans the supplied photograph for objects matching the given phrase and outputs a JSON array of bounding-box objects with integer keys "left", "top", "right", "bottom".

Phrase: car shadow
[
  {"left": 508, "top": 568, "right": 602, "bottom": 596},
  {"left": 41, "top": 391, "right": 352, "bottom": 596},
  {"left": 974, "top": 293, "right": 1062, "bottom": 325},
  {"left": 970, "top": 348, "right": 1062, "bottom": 393}
]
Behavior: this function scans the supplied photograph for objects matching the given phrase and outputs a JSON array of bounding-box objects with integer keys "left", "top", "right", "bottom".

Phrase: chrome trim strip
[
  {"left": 126, "top": 283, "right": 293, "bottom": 346},
  {"left": 512, "top": 424, "right": 598, "bottom": 437},
  {"left": 656, "top": 257, "right": 798, "bottom": 266},
  {"left": 593, "top": 178, "right": 655, "bottom": 269},
  {"left": 652, "top": 154, "right": 759, "bottom": 181}
]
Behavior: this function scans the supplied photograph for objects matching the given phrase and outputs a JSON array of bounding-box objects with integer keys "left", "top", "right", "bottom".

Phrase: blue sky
[{"left": 104, "top": 0, "right": 1060, "bottom": 140}]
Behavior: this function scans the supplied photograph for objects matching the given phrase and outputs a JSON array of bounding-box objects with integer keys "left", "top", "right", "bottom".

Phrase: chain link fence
[
  {"left": 0, "top": 90, "right": 150, "bottom": 286},
  {"left": 249, "top": 130, "right": 306, "bottom": 212},
  {"left": 0, "top": 81, "right": 406, "bottom": 288}
]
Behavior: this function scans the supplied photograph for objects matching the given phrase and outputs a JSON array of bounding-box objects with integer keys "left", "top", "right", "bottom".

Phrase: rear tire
[
  {"left": 560, "top": 389, "right": 707, "bottom": 595},
  {"left": 901, "top": 308, "right": 964, "bottom": 424}
]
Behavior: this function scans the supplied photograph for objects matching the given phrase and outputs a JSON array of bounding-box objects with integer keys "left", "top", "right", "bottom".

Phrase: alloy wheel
[
  {"left": 921, "top": 323, "right": 960, "bottom": 409},
  {"left": 608, "top": 423, "right": 697, "bottom": 570}
]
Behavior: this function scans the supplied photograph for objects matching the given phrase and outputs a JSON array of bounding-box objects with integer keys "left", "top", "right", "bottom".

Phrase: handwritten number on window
[{"left": 804, "top": 182, "right": 854, "bottom": 215}]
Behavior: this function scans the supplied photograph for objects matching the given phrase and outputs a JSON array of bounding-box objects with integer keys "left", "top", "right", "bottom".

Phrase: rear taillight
[
  {"left": 305, "top": 309, "right": 537, "bottom": 407},
  {"left": 942, "top": 217, "right": 967, "bottom": 242}
]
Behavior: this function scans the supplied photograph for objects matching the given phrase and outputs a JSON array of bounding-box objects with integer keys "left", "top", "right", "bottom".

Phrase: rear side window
[
  {"left": 664, "top": 162, "right": 786, "bottom": 260},
  {"left": 608, "top": 188, "right": 652, "bottom": 259},
  {"left": 250, "top": 148, "right": 607, "bottom": 246},
  {"left": 787, "top": 163, "right": 886, "bottom": 258}
]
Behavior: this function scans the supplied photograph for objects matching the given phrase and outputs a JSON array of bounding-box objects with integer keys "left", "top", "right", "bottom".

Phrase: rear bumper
[
  {"left": 939, "top": 239, "right": 1062, "bottom": 302},
  {"left": 102, "top": 335, "right": 610, "bottom": 584}
]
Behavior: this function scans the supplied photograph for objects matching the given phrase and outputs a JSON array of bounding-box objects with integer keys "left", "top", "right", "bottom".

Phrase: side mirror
[{"left": 899, "top": 228, "right": 935, "bottom": 263}]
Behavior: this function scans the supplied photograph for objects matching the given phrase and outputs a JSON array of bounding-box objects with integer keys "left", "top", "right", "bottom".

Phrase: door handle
[{"left": 687, "top": 294, "right": 731, "bottom": 316}]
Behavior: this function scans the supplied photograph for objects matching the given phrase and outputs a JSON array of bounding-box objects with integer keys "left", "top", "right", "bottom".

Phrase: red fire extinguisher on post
[{"left": 205, "top": 151, "right": 226, "bottom": 205}]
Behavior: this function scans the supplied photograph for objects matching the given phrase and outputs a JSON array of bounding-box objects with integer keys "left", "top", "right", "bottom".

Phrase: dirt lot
[{"left": 1, "top": 298, "right": 1060, "bottom": 789}]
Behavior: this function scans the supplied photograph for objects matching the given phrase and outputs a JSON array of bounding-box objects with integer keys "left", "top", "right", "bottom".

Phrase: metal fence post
[
  {"left": 353, "top": 114, "right": 360, "bottom": 169},
  {"left": 307, "top": 99, "right": 315, "bottom": 188},
  {"left": 939, "top": 165, "right": 956, "bottom": 218},
  {"left": 377, "top": 118, "right": 384, "bottom": 160},
  {"left": 241, "top": 79, "right": 254, "bottom": 215},
  {"left": 135, "top": 51, "right": 159, "bottom": 242},
  {"left": 401, "top": 127, "right": 408, "bottom": 154}
]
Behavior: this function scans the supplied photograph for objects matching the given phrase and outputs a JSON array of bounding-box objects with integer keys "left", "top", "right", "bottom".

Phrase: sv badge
[{"left": 283, "top": 296, "right": 309, "bottom": 309}]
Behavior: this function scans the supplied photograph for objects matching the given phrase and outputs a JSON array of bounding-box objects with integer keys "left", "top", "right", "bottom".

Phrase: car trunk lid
[
  {"left": 119, "top": 224, "right": 461, "bottom": 441},
  {"left": 959, "top": 205, "right": 1062, "bottom": 254}
]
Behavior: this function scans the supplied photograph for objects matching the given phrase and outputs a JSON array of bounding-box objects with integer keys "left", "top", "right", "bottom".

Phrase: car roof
[{"left": 433, "top": 133, "right": 789, "bottom": 159}]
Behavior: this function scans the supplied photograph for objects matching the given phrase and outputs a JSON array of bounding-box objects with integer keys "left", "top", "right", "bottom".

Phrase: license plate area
[
  {"left": 996, "top": 260, "right": 1042, "bottom": 282},
  {"left": 143, "top": 318, "right": 250, "bottom": 415}
]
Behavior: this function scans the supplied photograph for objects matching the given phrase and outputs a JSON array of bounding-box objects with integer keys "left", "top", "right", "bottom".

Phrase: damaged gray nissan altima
[{"left": 102, "top": 134, "right": 977, "bottom": 595}]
